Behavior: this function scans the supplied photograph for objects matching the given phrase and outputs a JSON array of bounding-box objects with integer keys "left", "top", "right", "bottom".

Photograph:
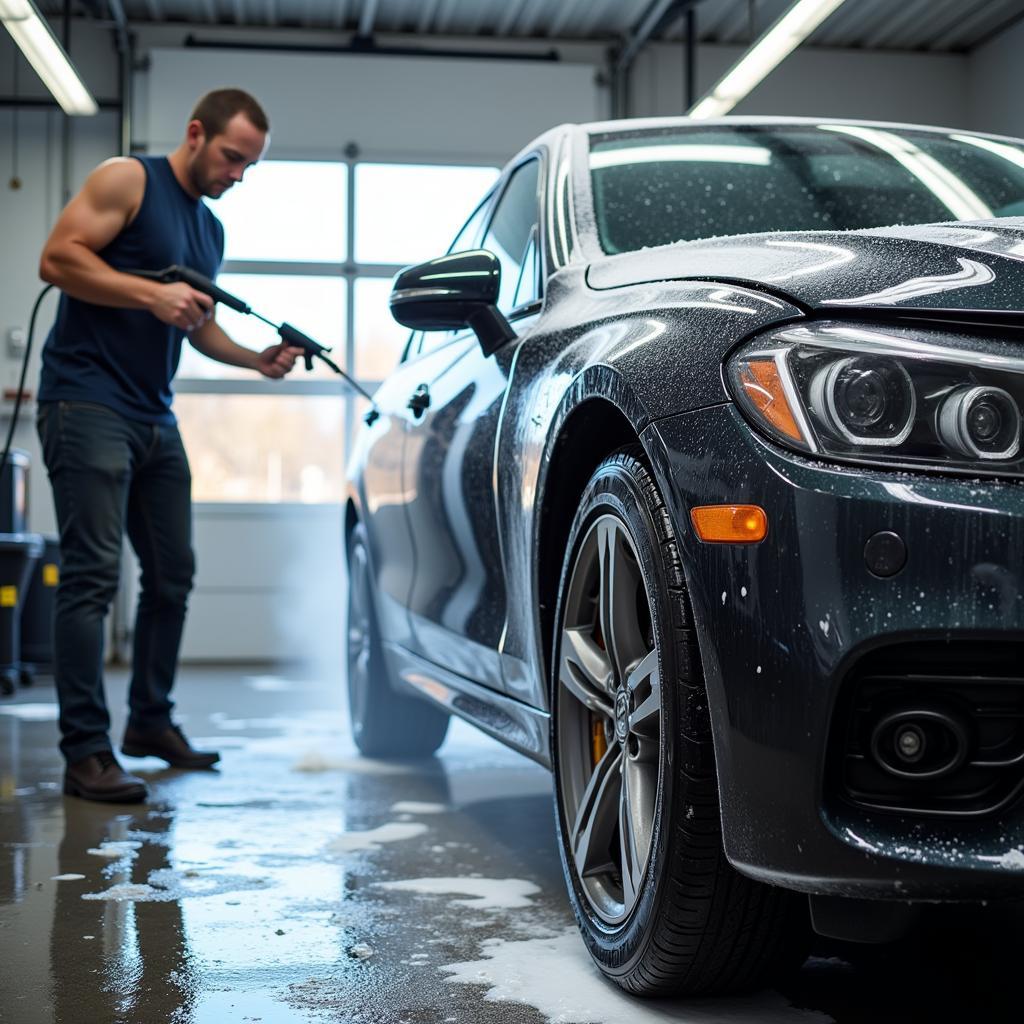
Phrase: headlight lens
[
  {"left": 937, "top": 386, "right": 1021, "bottom": 460},
  {"left": 810, "top": 356, "right": 916, "bottom": 446},
  {"left": 728, "top": 322, "right": 1024, "bottom": 474}
]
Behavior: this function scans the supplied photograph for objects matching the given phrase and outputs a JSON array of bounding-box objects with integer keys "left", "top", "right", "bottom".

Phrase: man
[{"left": 37, "top": 88, "right": 301, "bottom": 803}]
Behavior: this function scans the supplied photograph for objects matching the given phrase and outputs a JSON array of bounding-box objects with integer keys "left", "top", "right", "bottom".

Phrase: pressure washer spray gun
[
  {"left": 132, "top": 265, "right": 379, "bottom": 407},
  {"left": 2, "top": 266, "right": 383, "bottom": 488}
]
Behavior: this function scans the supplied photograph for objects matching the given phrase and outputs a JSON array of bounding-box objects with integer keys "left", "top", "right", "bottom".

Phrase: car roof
[{"left": 571, "top": 115, "right": 1024, "bottom": 148}]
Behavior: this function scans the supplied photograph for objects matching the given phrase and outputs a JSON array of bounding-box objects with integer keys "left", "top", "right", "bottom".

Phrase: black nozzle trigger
[{"left": 278, "top": 322, "right": 328, "bottom": 369}]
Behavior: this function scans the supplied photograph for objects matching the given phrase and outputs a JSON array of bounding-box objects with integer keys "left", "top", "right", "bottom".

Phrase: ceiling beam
[
  {"left": 547, "top": 0, "right": 587, "bottom": 37},
  {"left": 434, "top": 0, "right": 460, "bottom": 34},
  {"left": 928, "top": 0, "right": 1014, "bottom": 51},
  {"left": 701, "top": 0, "right": 747, "bottom": 41},
  {"left": 616, "top": 0, "right": 699, "bottom": 73},
  {"left": 415, "top": 0, "right": 441, "bottom": 33},
  {"left": 861, "top": 0, "right": 936, "bottom": 49},
  {"left": 497, "top": 0, "right": 531, "bottom": 36},
  {"left": 519, "top": 0, "right": 551, "bottom": 37},
  {"left": 357, "top": 0, "right": 378, "bottom": 36}
]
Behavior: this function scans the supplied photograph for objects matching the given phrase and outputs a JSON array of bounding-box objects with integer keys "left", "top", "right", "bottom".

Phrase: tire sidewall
[
  {"left": 550, "top": 452, "right": 685, "bottom": 978},
  {"left": 346, "top": 522, "right": 376, "bottom": 744}
]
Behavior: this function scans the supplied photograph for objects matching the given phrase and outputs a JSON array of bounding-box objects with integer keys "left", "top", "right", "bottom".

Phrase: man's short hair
[{"left": 190, "top": 88, "right": 269, "bottom": 138}]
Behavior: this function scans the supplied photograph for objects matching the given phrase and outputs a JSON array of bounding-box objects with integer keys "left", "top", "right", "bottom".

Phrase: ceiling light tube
[
  {"left": 689, "top": 0, "right": 848, "bottom": 120},
  {"left": 0, "top": 0, "right": 98, "bottom": 115}
]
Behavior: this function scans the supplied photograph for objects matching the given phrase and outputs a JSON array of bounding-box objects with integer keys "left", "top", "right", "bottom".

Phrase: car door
[
  {"left": 401, "top": 156, "right": 544, "bottom": 693},
  {"left": 352, "top": 336, "right": 427, "bottom": 650}
]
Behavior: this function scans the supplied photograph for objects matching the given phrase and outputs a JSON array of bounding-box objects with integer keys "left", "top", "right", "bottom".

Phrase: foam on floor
[
  {"left": 375, "top": 876, "right": 540, "bottom": 910},
  {"left": 442, "top": 930, "right": 832, "bottom": 1024}
]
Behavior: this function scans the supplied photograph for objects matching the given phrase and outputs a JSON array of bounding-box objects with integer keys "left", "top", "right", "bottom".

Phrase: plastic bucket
[
  {"left": 0, "top": 533, "right": 43, "bottom": 695},
  {"left": 20, "top": 534, "right": 59, "bottom": 680}
]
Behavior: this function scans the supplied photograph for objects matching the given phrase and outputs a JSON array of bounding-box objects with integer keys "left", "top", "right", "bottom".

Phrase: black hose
[{"left": 0, "top": 284, "right": 52, "bottom": 484}]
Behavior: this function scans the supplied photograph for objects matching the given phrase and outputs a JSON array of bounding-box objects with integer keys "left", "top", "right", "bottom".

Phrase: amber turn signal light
[{"left": 690, "top": 505, "right": 768, "bottom": 543}]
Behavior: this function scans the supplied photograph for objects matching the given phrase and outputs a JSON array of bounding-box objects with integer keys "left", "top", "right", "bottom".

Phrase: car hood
[{"left": 585, "top": 219, "right": 1024, "bottom": 317}]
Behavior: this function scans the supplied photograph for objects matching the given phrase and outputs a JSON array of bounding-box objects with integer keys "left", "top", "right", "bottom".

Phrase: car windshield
[{"left": 589, "top": 124, "right": 1024, "bottom": 254}]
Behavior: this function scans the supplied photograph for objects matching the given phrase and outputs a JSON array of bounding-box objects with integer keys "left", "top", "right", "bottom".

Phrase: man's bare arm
[
  {"left": 39, "top": 158, "right": 213, "bottom": 331},
  {"left": 189, "top": 319, "right": 301, "bottom": 379}
]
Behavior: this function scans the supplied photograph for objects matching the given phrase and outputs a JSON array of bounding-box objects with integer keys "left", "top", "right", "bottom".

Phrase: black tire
[
  {"left": 551, "top": 447, "right": 805, "bottom": 996},
  {"left": 346, "top": 522, "right": 449, "bottom": 758}
]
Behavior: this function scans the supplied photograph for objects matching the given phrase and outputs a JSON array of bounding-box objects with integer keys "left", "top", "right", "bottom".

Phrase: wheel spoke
[
  {"left": 627, "top": 648, "right": 660, "bottom": 739},
  {"left": 597, "top": 520, "right": 644, "bottom": 685},
  {"left": 619, "top": 758, "right": 645, "bottom": 912},
  {"left": 560, "top": 627, "right": 615, "bottom": 717},
  {"left": 571, "top": 744, "right": 622, "bottom": 880}
]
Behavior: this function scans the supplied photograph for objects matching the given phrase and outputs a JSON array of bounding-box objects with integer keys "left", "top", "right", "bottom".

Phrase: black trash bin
[
  {"left": 19, "top": 534, "right": 59, "bottom": 685},
  {"left": 0, "top": 533, "right": 43, "bottom": 695},
  {"left": 0, "top": 450, "right": 29, "bottom": 534}
]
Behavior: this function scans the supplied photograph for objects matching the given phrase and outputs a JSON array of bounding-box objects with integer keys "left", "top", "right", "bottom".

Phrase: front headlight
[{"left": 727, "top": 322, "right": 1024, "bottom": 474}]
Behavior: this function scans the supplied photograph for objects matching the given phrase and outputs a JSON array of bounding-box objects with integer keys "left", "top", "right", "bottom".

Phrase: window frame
[{"left": 480, "top": 153, "right": 546, "bottom": 322}]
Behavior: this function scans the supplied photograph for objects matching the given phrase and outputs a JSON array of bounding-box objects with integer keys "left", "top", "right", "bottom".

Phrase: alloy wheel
[{"left": 556, "top": 513, "right": 661, "bottom": 925}]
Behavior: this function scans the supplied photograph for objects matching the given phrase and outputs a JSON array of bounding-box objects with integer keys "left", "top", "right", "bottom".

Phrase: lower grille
[{"left": 833, "top": 640, "right": 1024, "bottom": 817}]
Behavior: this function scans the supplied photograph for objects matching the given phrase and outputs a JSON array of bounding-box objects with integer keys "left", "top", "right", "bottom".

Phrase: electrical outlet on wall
[{"left": 6, "top": 328, "right": 26, "bottom": 358}]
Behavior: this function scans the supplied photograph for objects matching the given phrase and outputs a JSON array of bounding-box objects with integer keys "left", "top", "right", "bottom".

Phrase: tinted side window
[
  {"left": 411, "top": 195, "right": 493, "bottom": 360},
  {"left": 482, "top": 160, "right": 541, "bottom": 315},
  {"left": 447, "top": 195, "right": 492, "bottom": 255}
]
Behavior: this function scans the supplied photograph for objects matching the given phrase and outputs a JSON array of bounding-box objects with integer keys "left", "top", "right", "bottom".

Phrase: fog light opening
[{"left": 869, "top": 707, "right": 970, "bottom": 780}]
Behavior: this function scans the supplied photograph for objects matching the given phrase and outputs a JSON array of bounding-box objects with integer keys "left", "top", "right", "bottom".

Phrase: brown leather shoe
[
  {"left": 64, "top": 751, "right": 148, "bottom": 803},
  {"left": 121, "top": 724, "right": 220, "bottom": 769}
]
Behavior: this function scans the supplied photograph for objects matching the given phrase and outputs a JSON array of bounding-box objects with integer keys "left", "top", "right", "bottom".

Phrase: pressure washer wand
[{"left": 133, "top": 265, "right": 379, "bottom": 407}]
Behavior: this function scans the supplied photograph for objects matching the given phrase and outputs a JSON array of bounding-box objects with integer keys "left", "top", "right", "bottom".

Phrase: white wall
[
  {"left": 632, "top": 42, "right": 971, "bottom": 129},
  {"left": 147, "top": 48, "right": 601, "bottom": 163},
  {"left": 969, "top": 16, "right": 1024, "bottom": 139}
]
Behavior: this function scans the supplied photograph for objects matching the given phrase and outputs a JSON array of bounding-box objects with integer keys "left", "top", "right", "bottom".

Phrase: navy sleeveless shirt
[{"left": 39, "top": 156, "right": 224, "bottom": 424}]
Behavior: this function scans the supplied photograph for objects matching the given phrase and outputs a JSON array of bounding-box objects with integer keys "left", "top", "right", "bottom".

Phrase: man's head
[{"left": 183, "top": 88, "right": 269, "bottom": 199}]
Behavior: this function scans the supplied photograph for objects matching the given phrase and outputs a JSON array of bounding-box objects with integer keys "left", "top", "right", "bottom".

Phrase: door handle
[{"left": 408, "top": 384, "right": 431, "bottom": 417}]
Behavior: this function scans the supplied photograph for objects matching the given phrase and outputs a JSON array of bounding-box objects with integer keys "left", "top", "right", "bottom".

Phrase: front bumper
[{"left": 645, "top": 403, "right": 1024, "bottom": 900}]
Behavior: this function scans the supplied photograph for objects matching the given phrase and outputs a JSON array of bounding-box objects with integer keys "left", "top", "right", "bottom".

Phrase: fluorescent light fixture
[
  {"left": 951, "top": 133, "right": 1024, "bottom": 171},
  {"left": 591, "top": 144, "right": 772, "bottom": 169},
  {"left": 689, "top": 0, "right": 848, "bottom": 119},
  {"left": 821, "top": 124, "right": 992, "bottom": 221},
  {"left": 0, "top": 0, "right": 97, "bottom": 115}
]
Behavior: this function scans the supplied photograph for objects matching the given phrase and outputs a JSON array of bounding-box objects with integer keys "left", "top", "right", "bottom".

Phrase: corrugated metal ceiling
[{"left": 44, "top": 0, "right": 1024, "bottom": 53}]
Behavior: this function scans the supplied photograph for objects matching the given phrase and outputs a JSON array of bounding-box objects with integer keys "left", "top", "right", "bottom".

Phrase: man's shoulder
[
  {"left": 84, "top": 158, "right": 146, "bottom": 211},
  {"left": 92, "top": 156, "right": 146, "bottom": 184}
]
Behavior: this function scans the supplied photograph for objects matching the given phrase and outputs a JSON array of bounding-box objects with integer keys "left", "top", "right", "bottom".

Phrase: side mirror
[{"left": 389, "top": 249, "right": 517, "bottom": 357}]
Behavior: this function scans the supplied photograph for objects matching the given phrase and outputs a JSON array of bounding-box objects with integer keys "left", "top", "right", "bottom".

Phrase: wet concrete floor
[{"left": 1, "top": 665, "right": 1022, "bottom": 1024}]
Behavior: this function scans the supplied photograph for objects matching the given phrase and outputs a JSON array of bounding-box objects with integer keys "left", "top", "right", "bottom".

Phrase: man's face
[{"left": 187, "top": 112, "right": 268, "bottom": 199}]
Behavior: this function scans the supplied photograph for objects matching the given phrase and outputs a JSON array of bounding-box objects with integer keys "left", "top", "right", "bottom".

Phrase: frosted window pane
[
  {"left": 354, "top": 277, "right": 410, "bottom": 381},
  {"left": 208, "top": 161, "right": 347, "bottom": 263},
  {"left": 355, "top": 163, "right": 499, "bottom": 265},
  {"left": 176, "top": 394, "right": 345, "bottom": 503}
]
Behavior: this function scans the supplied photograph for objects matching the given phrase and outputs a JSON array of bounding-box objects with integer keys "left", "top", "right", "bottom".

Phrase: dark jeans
[{"left": 37, "top": 401, "right": 195, "bottom": 764}]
